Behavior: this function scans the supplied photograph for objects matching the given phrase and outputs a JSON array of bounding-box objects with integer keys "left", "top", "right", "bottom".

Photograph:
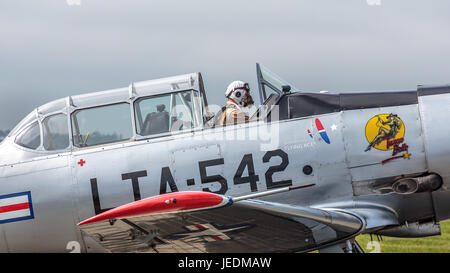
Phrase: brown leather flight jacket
[{"left": 219, "top": 101, "right": 249, "bottom": 126}]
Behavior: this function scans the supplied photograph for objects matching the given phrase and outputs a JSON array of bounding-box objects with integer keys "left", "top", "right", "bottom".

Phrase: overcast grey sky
[{"left": 1, "top": 0, "right": 450, "bottom": 130}]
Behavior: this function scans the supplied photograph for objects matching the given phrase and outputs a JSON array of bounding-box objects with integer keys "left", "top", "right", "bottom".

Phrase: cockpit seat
[{"left": 141, "top": 104, "right": 170, "bottom": 135}]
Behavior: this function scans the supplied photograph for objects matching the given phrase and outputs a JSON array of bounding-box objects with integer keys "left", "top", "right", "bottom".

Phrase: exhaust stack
[{"left": 392, "top": 173, "right": 442, "bottom": 195}]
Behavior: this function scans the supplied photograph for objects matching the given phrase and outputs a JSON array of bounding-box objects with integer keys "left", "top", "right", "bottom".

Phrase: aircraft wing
[{"left": 77, "top": 188, "right": 396, "bottom": 253}]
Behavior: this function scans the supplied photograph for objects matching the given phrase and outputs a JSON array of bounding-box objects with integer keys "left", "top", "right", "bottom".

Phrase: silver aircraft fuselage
[{"left": 1, "top": 66, "right": 450, "bottom": 252}]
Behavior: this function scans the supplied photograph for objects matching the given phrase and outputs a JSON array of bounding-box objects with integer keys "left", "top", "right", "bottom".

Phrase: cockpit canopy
[
  {"left": 9, "top": 73, "right": 208, "bottom": 153},
  {"left": 7, "top": 64, "right": 302, "bottom": 155}
]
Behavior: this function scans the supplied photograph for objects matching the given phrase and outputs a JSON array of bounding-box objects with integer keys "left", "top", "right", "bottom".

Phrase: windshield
[
  {"left": 9, "top": 111, "right": 36, "bottom": 137},
  {"left": 256, "top": 63, "right": 298, "bottom": 103}
]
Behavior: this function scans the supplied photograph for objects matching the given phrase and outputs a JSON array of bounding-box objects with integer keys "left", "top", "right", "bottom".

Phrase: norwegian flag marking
[{"left": 0, "top": 191, "right": 34, "bottom": 224}]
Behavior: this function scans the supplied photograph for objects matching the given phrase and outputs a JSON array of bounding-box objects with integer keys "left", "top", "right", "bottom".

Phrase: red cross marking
[{"left": 78, "top": 159, "right": 86, "bottom": 167}]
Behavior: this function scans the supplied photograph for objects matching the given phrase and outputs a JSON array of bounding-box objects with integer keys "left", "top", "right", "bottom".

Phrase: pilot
[{"left": 219, "top": 81, "right": 254, "bottom": 126}]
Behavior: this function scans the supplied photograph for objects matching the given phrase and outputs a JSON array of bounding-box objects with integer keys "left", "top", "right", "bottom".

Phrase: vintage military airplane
[{"left": 0, "top": 63, "right": 449, "bottom": 253}]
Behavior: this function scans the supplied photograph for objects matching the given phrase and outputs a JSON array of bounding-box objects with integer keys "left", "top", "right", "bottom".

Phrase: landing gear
[
  {"left": 318, "top": 239, "right": 364, "bottom": 253},
  {"left": 120, "top": 219, "right": 165, "bottom": 245}
]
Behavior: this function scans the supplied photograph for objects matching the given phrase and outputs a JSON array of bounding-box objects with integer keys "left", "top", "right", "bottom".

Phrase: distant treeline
[{"left": 0, "top": 129, "right": 123, "bottom": 145}]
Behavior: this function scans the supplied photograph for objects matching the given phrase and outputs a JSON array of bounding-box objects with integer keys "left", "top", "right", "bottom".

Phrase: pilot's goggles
[{"left": 233, "top": 83, "right": 250, "bottom": 93}]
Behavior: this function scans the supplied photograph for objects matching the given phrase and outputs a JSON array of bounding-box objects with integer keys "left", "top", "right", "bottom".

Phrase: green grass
[{"left": 356, "top": 220, "right": 450, "bottom": 253}]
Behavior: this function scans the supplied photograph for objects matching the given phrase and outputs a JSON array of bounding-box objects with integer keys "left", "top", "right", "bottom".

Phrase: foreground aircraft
[{"left": 1, "top": 64, "right": 449, "bottom": 253}]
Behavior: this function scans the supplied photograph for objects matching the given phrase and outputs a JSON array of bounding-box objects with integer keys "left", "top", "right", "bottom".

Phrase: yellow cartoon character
[{"left": 365, "top": 113, "right": 404, "bottom": 152}]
